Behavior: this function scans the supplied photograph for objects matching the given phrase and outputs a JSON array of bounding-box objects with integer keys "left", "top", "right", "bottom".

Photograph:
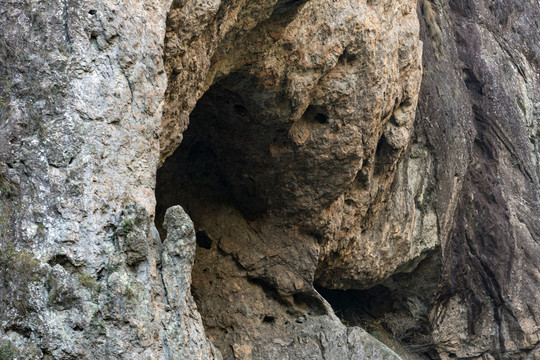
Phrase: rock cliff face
[
  {"left": 1, "top": 0, "right": 539, "bottom": 359},
  {"left": 416, "top": 0, "right": 540, "bottom": 358},
  {"left": 0, "top": 0, "right": 219, "bottom": 358}
]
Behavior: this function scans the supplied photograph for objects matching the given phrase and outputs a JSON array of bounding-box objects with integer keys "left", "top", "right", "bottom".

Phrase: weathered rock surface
[
  {"left": 2, "top": 0, "right": 540, "bottom": 359},
  {"left": 323, "top": 1, "right": 540, "bottom": 358},
  {"left": 160, "top": 0, "right": 424, "bottom": 292},
  {"left": 158, "top": 0, "right": 540, "bottom": 358},
  {"left": 1, "top": 0, "right": 418, "bottom": 358},
  {"left": 0, "top": 0, "right": 218, "bottom": 358},
  {"left": 415, "top": 0, "right": 540, "bottom": 358},
  {"left": 157, "top": 0, "right": 424, "bottom": 357},
  {"left": 191, "top": 237, "right": 402, "bottom": 360}
]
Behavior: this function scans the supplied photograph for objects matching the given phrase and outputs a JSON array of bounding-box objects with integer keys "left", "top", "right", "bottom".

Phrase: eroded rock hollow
[{"left": 157, "top": 0, "right": 424, "bottom": 357}]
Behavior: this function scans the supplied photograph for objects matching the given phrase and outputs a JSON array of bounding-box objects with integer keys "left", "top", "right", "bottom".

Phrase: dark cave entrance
[
  {"left": 155, "top": 79, "right": 277, "bottom": 237},
  {"left": 155, "top": 49, "right": 441, "bottom": 360},
  {"left": 155, "top": 77, "right": 442, "bottom": 358},
  {"left": 154, "top": 77, "right": 272, "bottom": 356},
  {"left": 315, "top": 285, "right": 436, "bottom": 359},
  {"left": 154, "top": 75, "right": 335, "bottom": 358},
  {"left": 315, "top": 252, "right": 441, "bottom": 360}
]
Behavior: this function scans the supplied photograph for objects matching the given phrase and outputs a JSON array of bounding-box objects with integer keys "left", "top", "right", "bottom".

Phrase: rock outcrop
[
  {"left": 160, "top": 0, "right": 424, "bottom": 292},
  {"left": 157, "top": 0, "right": 424, "bottom": 357},
  {"left": 1, "top": 0, "right": 539, "bottom": 359},
  {"left": 416, "top": 0, "right": 540, "bottom": 358},
  {"left": 0, "top": 0, "right": 218, "bottom": 358}
]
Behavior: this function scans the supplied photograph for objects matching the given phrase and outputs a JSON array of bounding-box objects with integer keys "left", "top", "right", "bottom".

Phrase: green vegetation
[
  {"left": 0, "top": 174, "right": 15, "bottom": 199},
  {"left": 0, "top": 245, "right": 41, "bottom": 279},
  {"left": 78, "top": 273, "right": 99, "bottom": 290},
  {"left": 45, "top": 272, "right": 60, "bottom": 304},
  {"left": 0, "top": 172, "right": 17, "bottom": 241},
  {"left": 77, "top": 273, "right": 101, "bottom": 302},
  {"left": 518, "top": 100, "right": 527, "bottom": 114},
  {"left": 1, "top": 245, "right": 43, "bottom": 318},
  {"left": 0, "top": 341, "right": 16, "bottom": 360},
  {"left": 420, "top": 0, "right": 443, "bottom": 55},
  {"left": 339, "top": 315, "right": 351, "bottom": 327},
  {"left": 121, "top": 218, "right": 134, "bottom": 236},
  {"left": 370, "top": 331, "right": 383, "bottom": 341},
  {"left": 124, "top": 283, "right": 135, "bottom": 299}
]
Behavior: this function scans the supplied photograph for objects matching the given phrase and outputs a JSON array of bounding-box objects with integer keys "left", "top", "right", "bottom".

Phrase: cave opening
[
  {"left": 155, "top": 79, "right": 261, "bottom": 356},
  {"left": 155, "top": 74, "right": 313, "bottom": 358},
  {"left": 155, "top": 72, "right": 441, "bottom": 358},
  {"left": 156, "top": 64, "right": 373, "bottom": 357},
  {"left": 315, "top": 252, "right": 441, "bottom": 360},
  {"left": 155, "top": 78, "right": 276, "bottom": 237}
]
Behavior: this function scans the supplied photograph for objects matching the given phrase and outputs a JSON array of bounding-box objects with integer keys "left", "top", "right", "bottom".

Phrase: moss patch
[{"left": 0, "top": 341, "right": 16, "bottom": 360}]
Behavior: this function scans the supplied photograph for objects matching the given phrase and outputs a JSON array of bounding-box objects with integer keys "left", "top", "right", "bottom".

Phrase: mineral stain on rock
[{"left": 1, "top": 0, "right": 540, "bottom": 359}]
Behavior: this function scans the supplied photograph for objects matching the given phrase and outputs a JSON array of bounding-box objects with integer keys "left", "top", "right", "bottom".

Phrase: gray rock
[
  {"left": 414, "top": 0, "right": 540, "bottom": 358},
  {"left": 160, "top": 206, "right": 221, "bottom": 359},
  {"left": 0, "top": 0, "right": 218, "bottom": 357}
]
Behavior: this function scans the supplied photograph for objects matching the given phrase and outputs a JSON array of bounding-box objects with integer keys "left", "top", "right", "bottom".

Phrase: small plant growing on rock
[
  {"left": 124, "top": 283, "right": 135, "bottom": 299},
  {"left": 120, "top": 218, "right": 134, "bottom": 236},
  {"left": 78, "top": 273, "right": 100, "bottom": 294},
  {"left": 0, "top": 246, "right": 43, "bottom": 319},
  {"left": 370, "top": 331, "right": 383, "bottom": 341},
  {"left": 420, "top": 0, "right": 443, "bottom": 55}
]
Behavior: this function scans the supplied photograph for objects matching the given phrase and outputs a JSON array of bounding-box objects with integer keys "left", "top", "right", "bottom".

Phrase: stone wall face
[{"left": 415, "top": 0, "right": 540, "bottom": 358}]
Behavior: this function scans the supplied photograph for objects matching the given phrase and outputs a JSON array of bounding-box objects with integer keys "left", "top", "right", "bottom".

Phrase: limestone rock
[
  {"left": 158, "top": 0, "right": 423, "bottom": 302},
  {"left": 0, "top": 0, "right": 218, "bottom": 358},
  {"left": 157, "top": 0, "right": 423, "bottom": 357},
  {"left": 160, "top": 206, "right": 221, "bottom": 359},
  {"left": 415, "top": 0, "right": 540, "bottom": 357},
  {"left": 1, "top": 0, "right": 540, "bottom": 358}
]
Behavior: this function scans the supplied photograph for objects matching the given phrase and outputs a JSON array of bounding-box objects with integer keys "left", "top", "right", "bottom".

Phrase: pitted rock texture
[
  {"left": 160, "top": 0, "right": 423, "bottom": 295},
  {"left": 0, "top": 0, "right": 218, "bottom": 358},
  {"left": 190, "top": 237, "right": 403, "bottom": 360},
  {"left": 2, "top": 0, "right": 540, "bottom": 359},
  {"left": 158, "top": 0, "right": 540, "bottom": 359},
  {"left": 158, "top": 0, "right": 424, "bottom": 357}
]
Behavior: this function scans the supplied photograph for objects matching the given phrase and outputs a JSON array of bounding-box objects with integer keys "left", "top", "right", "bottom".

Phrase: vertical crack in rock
[{"left": 62, "top": 0, "right": 72, "bottom": 48}]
